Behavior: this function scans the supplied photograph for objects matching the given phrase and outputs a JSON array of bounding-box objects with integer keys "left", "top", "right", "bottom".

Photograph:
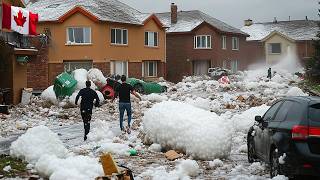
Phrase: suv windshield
[{"left": 309, "top": 103, "right": 320, "bottom": 122}]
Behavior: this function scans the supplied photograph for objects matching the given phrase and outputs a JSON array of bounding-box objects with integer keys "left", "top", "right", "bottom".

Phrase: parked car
[
  {"left": 247, "top": 96, "right": 320, "bottom": 178},
  {"left": 208, "top": 67, "right": 229, "bottom": 80}
]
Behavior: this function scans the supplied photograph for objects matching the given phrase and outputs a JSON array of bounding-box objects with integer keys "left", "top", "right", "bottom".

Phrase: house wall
[
  {"left": 264, "top": 34, "right": 297, "bottom": 65},
  {"left": 296, "top": 40, "right": 315, "bottom": 66},
  {"left": 166, "top": 23, "right": 249, "bottom": 83},
  {"left": 33, "top": 12, "right": 166, "bottom": 87}
]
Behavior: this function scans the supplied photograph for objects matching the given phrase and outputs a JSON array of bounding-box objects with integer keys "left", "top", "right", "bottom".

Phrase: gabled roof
[
  {"left": 261, "top": 30, "right": 296, "bottom": 42},
  {"left": 26, "top": 0, "right": 163, "bottom": 26},
  {"left": 155, "top": 10, "right": 248, "bottom": 36},
  {"left": 241, "top": 20, "right": 319, "bottom": 41}
]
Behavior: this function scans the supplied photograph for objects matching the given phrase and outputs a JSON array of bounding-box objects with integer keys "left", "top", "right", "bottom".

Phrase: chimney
[
  {"left": 244, "top": 19, "right": 253, "bottom": 26},
  {"left": 306, "top": 16, "right": 308, "bottom": 21},
  {"left": 273, "top": 17, "right": 277, "bottom": 23},
  {"left": 171, "top": 3, "right": 177, "bottom": 24}
]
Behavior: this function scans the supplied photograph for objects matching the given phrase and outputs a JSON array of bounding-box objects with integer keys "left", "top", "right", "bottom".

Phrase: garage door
[{"left": 193, "top": 60, "right": 210, "bottom": 76}]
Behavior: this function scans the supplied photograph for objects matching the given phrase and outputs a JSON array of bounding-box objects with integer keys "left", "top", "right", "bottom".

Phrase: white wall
[{"left": 265, "top": 34, "right": 297, "bottom": 65}]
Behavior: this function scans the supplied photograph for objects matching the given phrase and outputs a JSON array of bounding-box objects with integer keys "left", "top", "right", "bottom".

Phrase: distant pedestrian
[
  {"left": 113, "top": 75, "right": 141, "bottom": 134},
  {"left": 75, "top": 81, "right": 100, "bottom": 141},
  {"left": 267, "top": 67, "right": 272, "bottom": 79}
]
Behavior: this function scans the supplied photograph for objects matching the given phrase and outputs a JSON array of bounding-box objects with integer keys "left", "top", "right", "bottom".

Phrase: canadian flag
[{"left": 2, "top": 3, "right": 38, "bottom": 35}]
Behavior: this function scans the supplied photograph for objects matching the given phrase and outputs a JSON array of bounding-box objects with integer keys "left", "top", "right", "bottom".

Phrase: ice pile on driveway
[
  {"left": 41, "top": 68, "right": 106, "bottom": 107},
  {"left": 10, "top": 125, "right": 104, "bottom": 179},
  {"left": 143, "top": 101, "right": 233, "bottom": 160},
  {"left": 143, "top": 101, "right": 271, "bottom": 160}
]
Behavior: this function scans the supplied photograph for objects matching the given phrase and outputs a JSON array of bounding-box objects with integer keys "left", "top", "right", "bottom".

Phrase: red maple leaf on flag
[{"left": 14, "top": 10, "right": 27, "bottom": 27}]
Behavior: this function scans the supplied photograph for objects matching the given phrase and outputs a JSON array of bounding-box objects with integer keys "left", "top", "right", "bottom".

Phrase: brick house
[
  {"left": 0, "top": 0, "right": 39, "bottom": 104},
  {"left": 26, "top": 0, "right": 166, "bottom": 90},
  {"left": 241, "top": 19, "right": 318, "bottom": 66},
  {"left": 156, "top": 3, "right": 249, "bottom": 83}
]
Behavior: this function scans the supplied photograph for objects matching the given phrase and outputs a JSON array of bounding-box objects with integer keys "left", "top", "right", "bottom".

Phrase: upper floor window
[
  {"left": 67, "top": 27, "right": 91, "bottom": 44},
  {"left": 194, "top": 35, "right": 211, "bottom": 49},
  {"left": 111, "top": 28, "right": 128, "bottom": 45},
  {"left": 232, "top": 37, "right": 239, "bottom": 50},
  {"left": 145, "top": 32, "right": 158, "bottom": 47},
  {"left": 222, "top": 36, "right": 227, "bottom": 49},
  {"left": 268, "top": 43, "right": 281, "bottom": 54}
]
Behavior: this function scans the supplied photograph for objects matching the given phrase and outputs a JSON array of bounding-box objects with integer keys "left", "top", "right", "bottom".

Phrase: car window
[
  {"left": 285, "top": 102, "right": 304, "bottom": 121},
  {"left": 273, "top": 101, "right": 293, "bottom": 121},
  {"left": 263, "top": 101, "right": 282, "bottom": 121},
  {"left": 309, "top": 103, "right": 320, "bottom": 122}
]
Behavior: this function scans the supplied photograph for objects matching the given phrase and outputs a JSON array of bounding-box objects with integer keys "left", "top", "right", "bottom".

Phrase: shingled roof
[
  {"left": 155, "top": 10, "right": 248, "bottom": 36},
  {"left": 26, "top": 0, "right": 152, "bottom": 25},
  {"left": 241, "top": 20, "right": 319, "bottom": 41}
]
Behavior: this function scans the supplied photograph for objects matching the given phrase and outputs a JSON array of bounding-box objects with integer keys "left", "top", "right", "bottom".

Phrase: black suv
[{"left": 247, "top": 96, "right": 320, "bottom": 178}]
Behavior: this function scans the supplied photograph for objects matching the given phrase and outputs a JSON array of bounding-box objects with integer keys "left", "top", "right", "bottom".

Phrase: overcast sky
[{"left": 123, "top": 0, "right": 319, "bottom": 28}]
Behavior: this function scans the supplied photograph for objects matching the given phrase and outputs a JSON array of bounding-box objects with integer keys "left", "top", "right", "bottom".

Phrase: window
[
  {"left": 63, "top": 60, "right": 93, "bottom": 72},
  {"left": 274, "top": 101, "right": 294, "bottom": 121},
  {"left": 145, "top": 32, "right": 158, "bottom": 47},
  {"left": 143, "top": 61, "right": 157, "bottom": 77},
  {"left": 268, "top": 43, "right": 281, "bottom": 54},
  {"left": 194, "top": 35, "right": 211, "bottom": 49},
  {"left": 285, "top": 102, "right": 304, "bottom": 121},
  {"left": 263, "top": 101, "right": 282, "bottom": 121},
  {"left": 67, "top": 27, "right": 91, "bottom": 44},
  {"left": 232, "top": 37, "right": 239, "bottom": 50},
  {"left": 309, "top": 104, "right": 320, "bottom": 122},
  {"left": 111, "top": 28, "right": 128, "bottom": 45},
  {"left": 222, "top": 36, "right": 227, "bottom": 49},
  {"left": 111, "top": 61, "right": 128, "bottom": 76},
  {"left": 230, "top": 60, "right": 238, "bottom": 73}
]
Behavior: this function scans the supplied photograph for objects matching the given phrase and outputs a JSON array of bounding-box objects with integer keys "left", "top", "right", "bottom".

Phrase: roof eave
[{"left": 58, "top": 6, "right": 100, "bottom": 23}]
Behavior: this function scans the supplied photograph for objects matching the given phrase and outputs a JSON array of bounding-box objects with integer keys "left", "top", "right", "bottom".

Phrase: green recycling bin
[{"left": 53, "top": 72, "right": 77, "bottom": 98}]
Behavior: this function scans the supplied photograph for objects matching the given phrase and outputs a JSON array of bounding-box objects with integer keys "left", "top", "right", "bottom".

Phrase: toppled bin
[{"left": 53, "top": 72, "right": 77, "bottom": 99}]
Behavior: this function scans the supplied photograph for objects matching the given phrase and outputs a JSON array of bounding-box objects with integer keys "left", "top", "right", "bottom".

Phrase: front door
[{"left": 193, "top": 60, "right": 210, "bottom": 76}]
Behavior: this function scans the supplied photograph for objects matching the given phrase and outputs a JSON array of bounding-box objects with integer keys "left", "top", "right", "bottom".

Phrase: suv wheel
[
  {"left": 270, "top": 148, "right": 281, "bottom": 177},
  {"left": 247, "top": 135, "right": 256, "bottom": 163}
]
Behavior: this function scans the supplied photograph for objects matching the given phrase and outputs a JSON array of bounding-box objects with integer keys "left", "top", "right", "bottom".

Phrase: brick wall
[
  {"left": 27, "top": 38, "right": 49, "bottom": 90},
  {"left": 48, "top": 63, "right": 64, "bottom": 85},
  {"left": 129, "top": 62, "right": 142, "bottom": 79},
  {"left": 166, "top": 23, "right": 253, "bottom": 83},
  {"left": 93, "top": 62, "right": 110, "bottom": 76},
  {"left": 296, "top": 40, "right": 315, "bottom": 67},
  {"left": 157, "top": 62, "right": 165, "bottom": 78},
  {"left": 27, "top": 54, "right": 49, "bottom": 90}
]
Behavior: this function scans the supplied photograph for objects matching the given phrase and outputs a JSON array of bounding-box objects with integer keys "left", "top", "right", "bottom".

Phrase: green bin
[{"left": 53, "top": 72, "right": 77, "bottom": 98}]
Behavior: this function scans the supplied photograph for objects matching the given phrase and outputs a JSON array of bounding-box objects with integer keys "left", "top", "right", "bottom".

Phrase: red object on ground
[
  {"left": 218, "top": 76, "right": 230, "bottom": 84},
  {"left": 101, "top": 85, "right": 115, "bottom": 99}
]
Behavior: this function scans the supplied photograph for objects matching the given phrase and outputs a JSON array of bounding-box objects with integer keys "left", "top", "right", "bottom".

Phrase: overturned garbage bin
[{"left": 53, "top": 72, "right": 77, "bottom": 99}]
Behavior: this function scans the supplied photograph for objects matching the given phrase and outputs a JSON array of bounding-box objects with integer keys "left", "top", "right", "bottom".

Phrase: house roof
[
  {"left": 26, "top": 0, "right": 157, "bottom": 25},
  {"left": 155, "top": 10, "right": 248, "bottom": 36},
  {"left": 261, "top": 30, "right": 296, "bottom": 42},
  {"left": 241, "top": 20, "right": 319, "bottom": 41}
]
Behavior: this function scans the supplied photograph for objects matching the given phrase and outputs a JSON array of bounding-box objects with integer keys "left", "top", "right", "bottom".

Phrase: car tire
[
  {"left": 247, "top": 135, "right": 257, "bottom": 163},
  {"left": 270, "top": 148, "right": 282, "bottom": 178},
  {"left": 134, "top": 83, "right": 144, "bottom": 94}
]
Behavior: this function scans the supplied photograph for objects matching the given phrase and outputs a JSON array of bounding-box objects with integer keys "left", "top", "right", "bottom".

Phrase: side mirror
[{"left": 255, "top": 116, "right": 263, "bottom": 123}]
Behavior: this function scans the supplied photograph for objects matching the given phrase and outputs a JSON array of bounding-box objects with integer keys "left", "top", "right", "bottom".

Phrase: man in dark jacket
[
  {"left": 75, "top": 81, "right": 100, "bottom": 141},
  {"left": 113, "top": 75, "right": 141, "bottom": 134}
]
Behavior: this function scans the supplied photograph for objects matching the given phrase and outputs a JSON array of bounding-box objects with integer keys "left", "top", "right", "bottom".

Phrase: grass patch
[
  {"left": 301, "top": 80, "right": 320, "bottom": 94},
  {"left": 0, "top": 154, "right": 28, "bottom": 178}
]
